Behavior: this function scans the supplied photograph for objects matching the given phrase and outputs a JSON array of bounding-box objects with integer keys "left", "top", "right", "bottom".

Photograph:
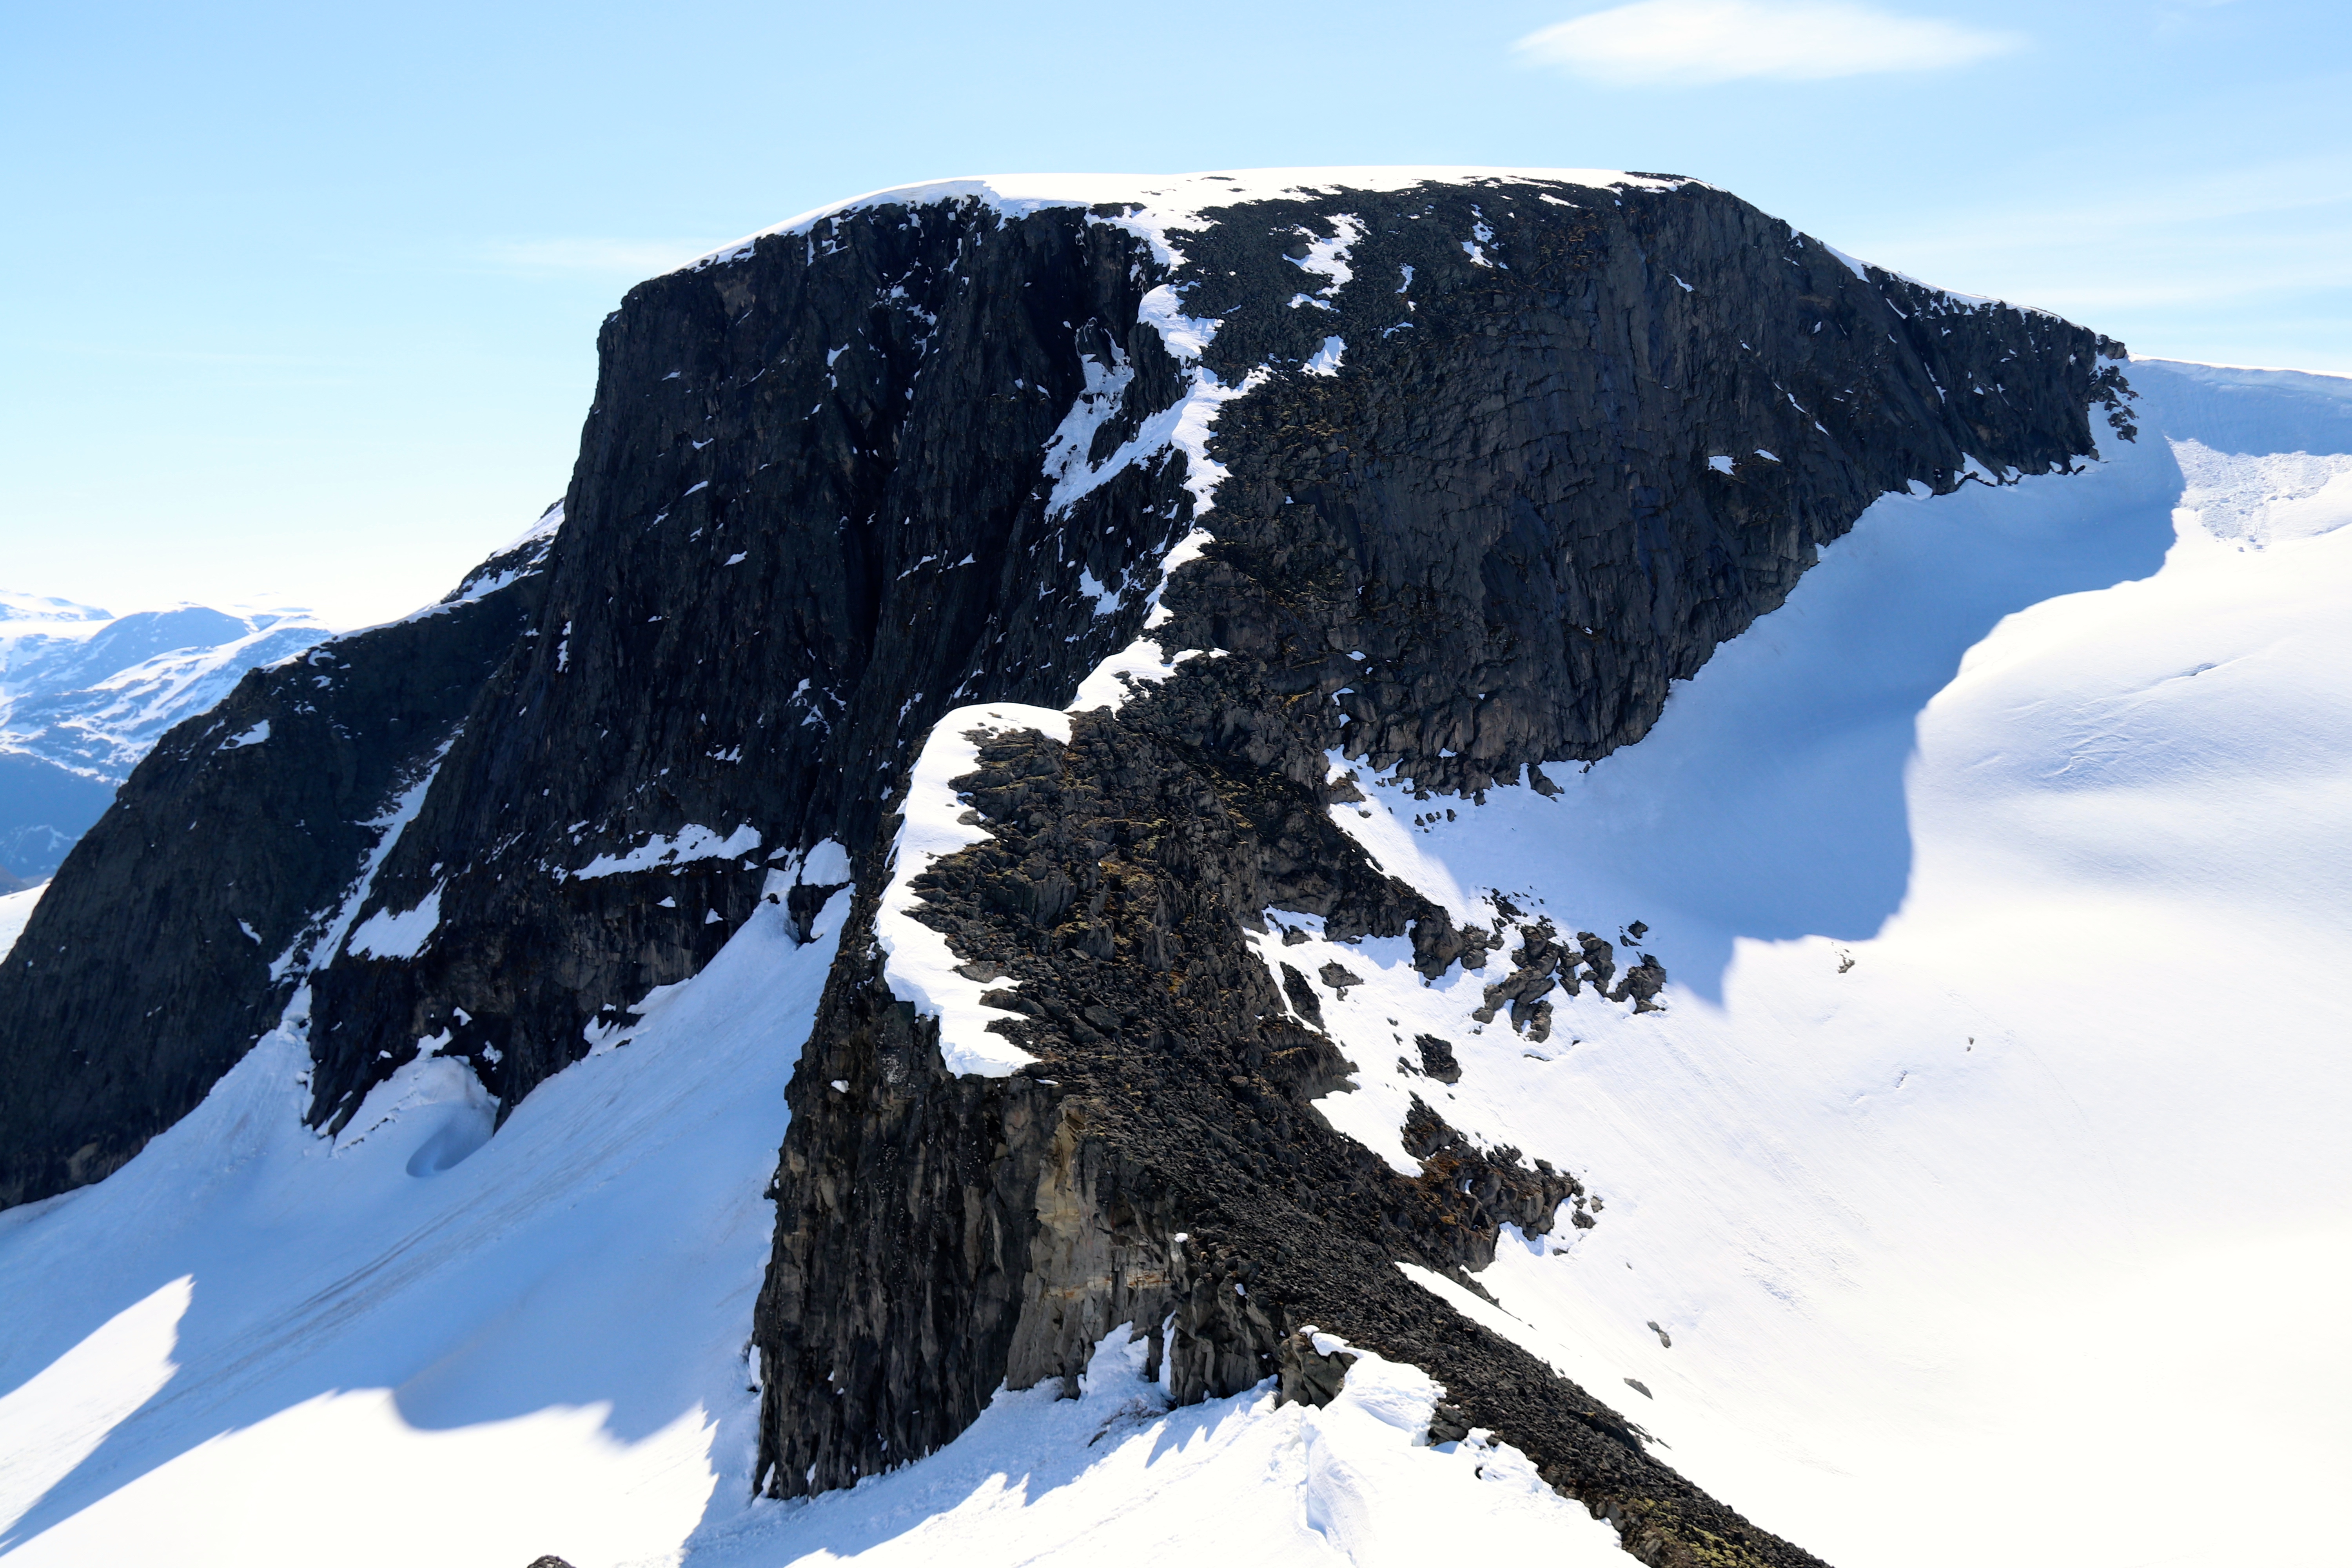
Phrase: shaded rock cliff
[
  {"left": 0, "top": 170, "right": 2132, "bottom": 1565},
  {"left": 0, "top": 536, "right": 548, "bottom": 1204}
]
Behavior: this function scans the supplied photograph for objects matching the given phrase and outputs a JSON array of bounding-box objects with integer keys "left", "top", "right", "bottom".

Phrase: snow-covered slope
[
  {"left": 0, "top": 355, "right": 2341, "bottom": 1567},
  {"left": 0, "top": 598, "right": 328, "bottom": 880},
  {"left": 1252, "top": 360, "right": 2352, "bottom": 1567},
  {"left": 0, "top": 886, "right": 42, "bottom": 962}
]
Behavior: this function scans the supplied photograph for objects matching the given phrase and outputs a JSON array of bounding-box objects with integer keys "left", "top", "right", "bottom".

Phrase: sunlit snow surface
[
  {"left": 2, "top": 359, "right": 2349, "bottom": 1568},
  {"left": 0, "top": 886, "right": 42, "bottom": 962}
]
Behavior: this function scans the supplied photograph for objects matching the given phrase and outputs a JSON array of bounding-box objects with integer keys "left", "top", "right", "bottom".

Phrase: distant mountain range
[{"left": 0, "top": 592, "right": 329, "bottom": 884}]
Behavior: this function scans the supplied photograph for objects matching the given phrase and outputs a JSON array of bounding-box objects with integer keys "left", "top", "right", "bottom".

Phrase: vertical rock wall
[{"left": 0, "top": 170, "right": 2134, "bottom": 1568}]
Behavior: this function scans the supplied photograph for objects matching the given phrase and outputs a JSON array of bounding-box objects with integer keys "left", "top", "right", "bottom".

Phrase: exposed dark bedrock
[
  {"left": 1, "top": 172, "right": 2127, "bottom": 1566},
  {"left": 0, "top": 540, "right": 546, "bottom": 1207}
]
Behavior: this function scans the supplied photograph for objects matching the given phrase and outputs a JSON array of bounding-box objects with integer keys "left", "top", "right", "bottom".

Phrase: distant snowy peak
[
  {"left": 0, "top": 598, "right": 335, "bottom": 882},
  {"left": 0, "top": 596, "right": 319, "bottom": 663},
  {"left": 0, "top": 603, "right": 332, "bottom": 784},
  {"left": 0, "top": 590, "right": 111, "bottom": 627}
]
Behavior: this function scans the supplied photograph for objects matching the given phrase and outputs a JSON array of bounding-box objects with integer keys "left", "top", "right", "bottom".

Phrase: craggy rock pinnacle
[{"left": 0, "top": 171, "right": 2131, "bottom": 1565}]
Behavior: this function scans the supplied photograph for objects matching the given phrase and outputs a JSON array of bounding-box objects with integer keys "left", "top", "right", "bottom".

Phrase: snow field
[
  {"left": 568, "top": 823, "right": 763, "bottom": 881},
  {"left": 684, "top": 1330, "right": 1628, "bottom": 1568},
  {"left": 1219, "top": 370, "right": 2352, "bottom": 1567},
  {"left": 0, "top": 887, "right": 852, "bottom": 1567},
  {"left": 344, "top": 882, "right": 442, "bottom": 960}
]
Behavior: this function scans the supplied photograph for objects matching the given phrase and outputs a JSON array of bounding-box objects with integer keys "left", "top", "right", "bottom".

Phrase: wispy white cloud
[
  {"left": 480, "top": 238, "right": 730, "bottom": 276},
  {"left": 1514, "top": 0, "right": 2021, "bottom": 85}
]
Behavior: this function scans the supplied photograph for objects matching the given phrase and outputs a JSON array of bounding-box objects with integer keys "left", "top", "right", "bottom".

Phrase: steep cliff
[
  {"left": 0, "top": 169, "right": 2133, "bottom": 1565},
  {"left": 0, "top": 530, "right": 550, "bottom": 1203}
]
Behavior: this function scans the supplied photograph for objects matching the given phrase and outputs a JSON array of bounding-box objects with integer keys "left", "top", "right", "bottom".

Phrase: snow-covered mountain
[
  {"left": 0, "top": 172, "right": 2344, "bottom": 1568},
  {"left": 0, "top": 594, "right": 328, "bottom": 884}
]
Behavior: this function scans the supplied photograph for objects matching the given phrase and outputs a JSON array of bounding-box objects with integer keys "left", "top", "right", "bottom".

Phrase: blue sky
[{"left": 4, "top": 0, "right": 2347, "bottom": 625}]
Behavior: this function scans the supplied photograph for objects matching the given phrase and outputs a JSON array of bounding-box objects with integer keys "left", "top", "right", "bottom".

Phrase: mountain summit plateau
[{"left": 4, "top": 171, "right": 2344, "bottom": 1568}]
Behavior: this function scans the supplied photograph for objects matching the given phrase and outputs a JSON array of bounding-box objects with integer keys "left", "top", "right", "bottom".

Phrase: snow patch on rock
[
  {"left": 272, "top": 740, "right": 454, "bottom": 987},
  {"left": 568, "top": 823, "right": 761, "bottom": 880},
  {"left": 878, "top": 704, "right": 1071, "bottom": 1077},
  {"left": 344, "top": 885, "right": 443, "bottom": 961}
]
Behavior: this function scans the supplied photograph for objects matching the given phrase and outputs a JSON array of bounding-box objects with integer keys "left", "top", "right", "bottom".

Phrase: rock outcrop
[
  {"left": 0, "top": 535, "right": 548, "bottom": 1203},
  {"left": 0, "top": 170, "right": 2133, "bottom": 1565}
]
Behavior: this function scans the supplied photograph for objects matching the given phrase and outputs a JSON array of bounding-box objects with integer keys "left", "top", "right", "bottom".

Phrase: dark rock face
[
  {"left": 0, "top": 171, "right": 2132, "bottom": 1564},
  {"left": 0, "top": 535, "right": 549, "bottom": 1205},
  {"left": 750, "top": 639, "right": 1772, "bottom": 1564},
  {"left": 295, "top": 201, "right": 1196, "bottom": 1135},
  {"left": 298, "top": 171, "right": 2120, "bottom": 1149},
  {"left": 1152, "top": 182, "right": 2129, "bottom": 796},
  {"left": 742, "top": 177, "right": 2120, "bottom": 1567},
  {"left": 1415, "top": 1033, "right": 1463, "bottom": 1083}
]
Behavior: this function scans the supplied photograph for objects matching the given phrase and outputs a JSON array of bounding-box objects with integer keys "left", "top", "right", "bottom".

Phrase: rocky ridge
[
  {"left": 0, "top": 531, "right": 551, "bottom": 1201},
  {"left": 0, "top": 169, "right": 2132, "bottom": 1566}
]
